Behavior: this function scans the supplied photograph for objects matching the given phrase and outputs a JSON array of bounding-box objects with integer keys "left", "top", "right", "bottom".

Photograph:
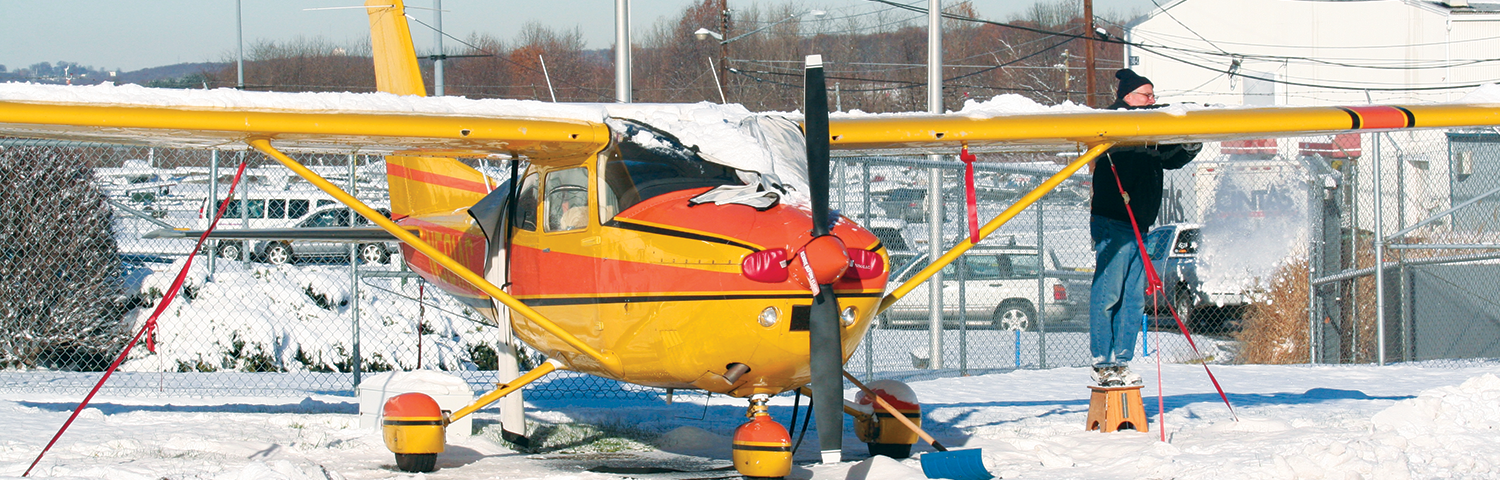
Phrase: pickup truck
[
  {"left": 880, "top": 244, "right": 1089, "bottom": 331},
  {"left": 1144, "top": 223, "right": 1258, "bottom": 332}
]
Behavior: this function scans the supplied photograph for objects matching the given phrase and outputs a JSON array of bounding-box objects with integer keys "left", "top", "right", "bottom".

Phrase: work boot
[
  {"left": 1092, "top": 366, "right": 1123, "bottom": 387},
  {"left": 1117, "top": 366, "right": 1143, "bottom": 386}
]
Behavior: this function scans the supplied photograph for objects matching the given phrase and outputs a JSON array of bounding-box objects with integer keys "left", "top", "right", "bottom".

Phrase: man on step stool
[{"left": 1089, "top": 69, "right": 1202, "bottom": 387}]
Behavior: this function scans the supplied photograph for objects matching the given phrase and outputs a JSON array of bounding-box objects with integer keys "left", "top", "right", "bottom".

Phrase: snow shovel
[{"left": 842, "top": 371, "right": 991, "bottom": 480}]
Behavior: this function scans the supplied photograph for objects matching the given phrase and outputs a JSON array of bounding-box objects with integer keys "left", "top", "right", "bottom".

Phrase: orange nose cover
[{"left": 791, "top": 235, "right": 849, "bottom": 289}]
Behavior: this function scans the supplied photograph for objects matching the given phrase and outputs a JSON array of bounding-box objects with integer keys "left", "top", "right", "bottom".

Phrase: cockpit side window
[
  {"left": 600, "top": 149, "right": 638, "bottom": 222},
  {"left": 600, "top": 119, "right": 742, "bottom": 217},
  {"left": 545, "top": 167, "right": 590, "bottom": 232},
  {"left": 515, "top": 173, "right": 539, "bottom": 231}
]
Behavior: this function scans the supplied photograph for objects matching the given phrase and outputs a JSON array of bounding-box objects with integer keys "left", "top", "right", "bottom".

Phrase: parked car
[
  {"left": 1144, "top": 223, "right": 1256, "bottom": 333},
  {"left": 874, "top": 187, "right": 930, "bottom": 223},
  {"left": 880, "top": 244, "right": 1088, "bottom": 331},
  {"left": 220, "top": 206, "right": 398, "bottom": 265}
]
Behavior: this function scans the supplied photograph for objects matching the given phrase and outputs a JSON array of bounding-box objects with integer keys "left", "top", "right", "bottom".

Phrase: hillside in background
[
  {"left": 0, "top": 62, "right": 227, "bottom": 88},
  {"left": 116, "top": 62, "right": 227, "bottom": 87}
]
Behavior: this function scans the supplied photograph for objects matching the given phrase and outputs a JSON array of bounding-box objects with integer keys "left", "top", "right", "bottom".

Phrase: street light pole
[
  {"left": 615, "top": 0, "right": 632, "bottom": 103},
  {"left": 694, "top": 9, "right": 824, "bottom": 103},
  {"left": 236, "top": 0, "right": 244, "bottom": 89}
]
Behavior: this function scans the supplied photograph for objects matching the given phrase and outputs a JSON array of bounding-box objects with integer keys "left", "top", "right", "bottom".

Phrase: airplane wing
[
  {"left": 3, "top": 83, "right": 1497, "bottom": 158},
  {"left": 143, "top": 226, "right": 407, "bottom": 242},
  {"left": 828, "top": 102, "right": 1500, "bottom": 152},
  {"left": 0, "top": 86, "right": 610, "bottom": 159}
]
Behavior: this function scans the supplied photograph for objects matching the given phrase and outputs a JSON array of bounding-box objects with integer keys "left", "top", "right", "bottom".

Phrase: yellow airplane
[{"left": 2, "top": 0, "right": 1499, "bottom": 476}]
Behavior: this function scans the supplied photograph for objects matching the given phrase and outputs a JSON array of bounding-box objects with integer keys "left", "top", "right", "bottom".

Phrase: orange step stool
[{"left": 1085, "top": 385, "right": 1148, "bottom": 433}]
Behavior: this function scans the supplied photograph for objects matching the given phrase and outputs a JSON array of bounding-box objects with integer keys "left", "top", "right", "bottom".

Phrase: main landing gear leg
[{"left": 732, "top": 394, "right": 793, "bottom": 479}]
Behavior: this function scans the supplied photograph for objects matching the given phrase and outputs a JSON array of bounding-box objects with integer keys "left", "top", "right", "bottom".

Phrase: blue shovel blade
[{"left": 920, "top": 448, "right": 992, "bottom": 480}]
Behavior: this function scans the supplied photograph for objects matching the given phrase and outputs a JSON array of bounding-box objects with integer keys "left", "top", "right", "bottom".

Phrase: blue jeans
[{"left": 1090, "top": 215, "right": 1146, "bottom": 367}]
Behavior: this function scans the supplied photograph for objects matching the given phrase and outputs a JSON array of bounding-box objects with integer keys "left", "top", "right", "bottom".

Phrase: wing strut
[
  {"left": 877, "top": 141, "right": 1115, "bottom": 313},
  {"left": 246, "top": 138, "right": 623, "bottom": 377}
]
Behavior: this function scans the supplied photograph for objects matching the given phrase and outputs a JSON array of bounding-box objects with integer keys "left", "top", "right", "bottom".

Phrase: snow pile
[
  {"left": 123, "top": 256, "right": 499, "bottom": 374},
  {"left": 358, "top": 370, "right": 473, "bottom": 396},
  {"left": 1459, "top": 83, "right": 1500, "bottom": 104},
  {"left": 1368, "top": 373, "right": 1500, "bottom": 477},
  {"left": 3, "top": 364, "right": 1499, "bottom": 479},
  {"left": 955, "top": 94, "right": 1096, "bottom": 117}
]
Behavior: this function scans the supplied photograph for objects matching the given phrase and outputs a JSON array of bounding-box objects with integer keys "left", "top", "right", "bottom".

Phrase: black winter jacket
[{"left": 1090, "top": 101, "right": 1201, "bottom": 231}]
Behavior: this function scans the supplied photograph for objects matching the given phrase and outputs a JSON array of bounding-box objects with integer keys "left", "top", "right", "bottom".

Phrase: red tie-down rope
[
  {"left": 24, "top": 160, "right": 250, "bottom": 477},
  {"left": 960, "top": 146, "right": 980, "bottom": 244},
  {"left": 1105, "top": 159, "right": 1237, "bottom": 442}
]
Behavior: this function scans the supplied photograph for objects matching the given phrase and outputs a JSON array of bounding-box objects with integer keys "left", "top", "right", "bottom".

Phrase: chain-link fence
[{"left": 0, "top": 130, "right": 1489, "bottom": 399}]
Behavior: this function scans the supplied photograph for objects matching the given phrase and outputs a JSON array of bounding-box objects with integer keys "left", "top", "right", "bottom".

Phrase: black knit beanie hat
[{"left": 1115, "top": 69, "right": 1152, "bottom": 101}]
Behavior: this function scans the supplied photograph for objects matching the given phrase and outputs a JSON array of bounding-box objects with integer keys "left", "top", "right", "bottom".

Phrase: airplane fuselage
[{"left": 397, "top": 119, "right": 889, "bottom": 398}]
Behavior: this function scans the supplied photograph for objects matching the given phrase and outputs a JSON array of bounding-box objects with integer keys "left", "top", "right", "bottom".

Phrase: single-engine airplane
[{"left": 3, "top": 1, "right": 1500, "bottom": 476}]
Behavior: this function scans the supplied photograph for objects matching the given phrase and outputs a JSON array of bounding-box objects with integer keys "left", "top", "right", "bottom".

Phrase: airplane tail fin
[
  {"left": 386, "top": 156, "right": 493, "bottom": 218},
  {"left": 366, "top": 0, "right": 426, "bottom": 96},
  {"left": 366, "top": 1, "right": 489, "bottom": 217}
]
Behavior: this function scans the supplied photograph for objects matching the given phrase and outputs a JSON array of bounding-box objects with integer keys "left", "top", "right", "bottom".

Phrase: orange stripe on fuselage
[{"left": 388, "top": 163, "right": 492, "bottom": 195}]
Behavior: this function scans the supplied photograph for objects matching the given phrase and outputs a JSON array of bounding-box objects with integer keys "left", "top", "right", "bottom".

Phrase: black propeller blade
[{"left": 803, "top": 54, "right": 844, "bottom": 465}]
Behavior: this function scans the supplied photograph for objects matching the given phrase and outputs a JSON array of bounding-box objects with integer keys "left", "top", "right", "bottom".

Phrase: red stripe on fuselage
[
  {"left": 399, "top": 216, "right": 489, "bottom": 299},
  {"left": 1346, "top": 106, "right": 1414, "bottom": 130},
  {"left": 509, "top": 245, "right": 814, "bottom": 298},
  {"left": 387, "top": 163, "right": 492, "bottom": 195}
]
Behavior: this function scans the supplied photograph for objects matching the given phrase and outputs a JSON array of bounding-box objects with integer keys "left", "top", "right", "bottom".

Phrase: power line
[{"left": 1138, "top": 44, "right": 1498, "bottom": 92}]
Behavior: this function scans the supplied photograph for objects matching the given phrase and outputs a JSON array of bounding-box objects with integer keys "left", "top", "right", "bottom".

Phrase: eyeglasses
[{"left": 1129, "top": 91, "right": 1156, "bottom": 100}]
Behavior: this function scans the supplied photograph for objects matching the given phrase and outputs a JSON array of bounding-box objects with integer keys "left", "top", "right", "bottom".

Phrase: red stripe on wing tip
[{"left": 1346, "top": 106, "right": 1414, "bottom": 130}]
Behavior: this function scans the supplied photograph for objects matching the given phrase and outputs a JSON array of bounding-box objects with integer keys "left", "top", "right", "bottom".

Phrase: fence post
[
  {"left": 238, "top": 150, "right": 249, "bottom": 265},
  {"left": 1036, "top": 200, "right": 1047, "bottom": 369},
  {"left": 863, "top": 161, "right": 874, "bottom": 380},
  {"left": 1374, "top": 131, "right": 1387, "bottom": 366},
  {"left": 927, "top": 164, "right": 944, "bottom": 369},
  {"left": 349, "top": 153, "right": 363, "bottom": 386},
  {"left": 208, "top": 150, "right": 218, "bottom": 281}
]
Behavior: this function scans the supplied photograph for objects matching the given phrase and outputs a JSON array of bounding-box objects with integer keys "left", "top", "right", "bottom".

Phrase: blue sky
[{"left": 0, "top": 0, "right": 1158, "bottom": 73}]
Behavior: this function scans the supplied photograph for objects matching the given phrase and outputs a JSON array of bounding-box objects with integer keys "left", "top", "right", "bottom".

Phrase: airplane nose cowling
[{"left": 790, "top": 235, "right": 849, "bottom": 289}]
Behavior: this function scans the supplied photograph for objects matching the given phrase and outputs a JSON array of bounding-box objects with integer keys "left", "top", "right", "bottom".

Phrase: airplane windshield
[{"left": 600, "top": 118, "right": 743, "bottom": 218}]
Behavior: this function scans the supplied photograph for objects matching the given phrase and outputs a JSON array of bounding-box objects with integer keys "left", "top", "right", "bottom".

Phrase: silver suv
[
  {"left": 240, "top": 206, "right": 397, "bottom": 265},
  {"left": 880, "top": 245, "right": 1087, "bottom": 331}
]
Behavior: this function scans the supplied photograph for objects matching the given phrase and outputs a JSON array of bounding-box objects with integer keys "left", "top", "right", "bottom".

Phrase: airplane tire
[
  {"left": 867, "top": 442, "right": 913, "bottom": 459},
  {"left": 395, "top": 453, "right": 437, "bottom": 473}
]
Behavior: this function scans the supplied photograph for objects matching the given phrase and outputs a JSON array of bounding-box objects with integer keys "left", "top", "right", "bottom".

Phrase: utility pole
[
  {"left": 719, "top": 0, "right": 730, "bottom": 100},
  {"left": 1084, "top": 0, "right": 1096, "bottom": 107}
]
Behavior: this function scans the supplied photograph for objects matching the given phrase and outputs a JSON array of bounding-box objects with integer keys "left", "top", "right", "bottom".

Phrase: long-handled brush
[{"left": 842, "top": 371, "right": 991, "bottom": 480}]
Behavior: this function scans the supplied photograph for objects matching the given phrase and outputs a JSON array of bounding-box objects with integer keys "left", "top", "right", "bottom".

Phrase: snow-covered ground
[{"left": 3, "top": 361, "right": 1497, "bottom": 479}]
